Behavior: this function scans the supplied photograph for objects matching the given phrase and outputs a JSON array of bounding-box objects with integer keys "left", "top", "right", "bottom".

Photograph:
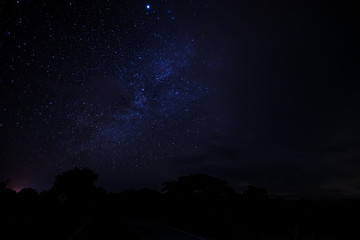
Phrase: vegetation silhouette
[
  {"left": 49, "top": 167, "right": 98, "bottom": 210},
  {"left": 0, "top": 168, "right": 359, "bottom": 239},
  {"left": 162, "top": 173, "right": 236, "bottom": 197}
]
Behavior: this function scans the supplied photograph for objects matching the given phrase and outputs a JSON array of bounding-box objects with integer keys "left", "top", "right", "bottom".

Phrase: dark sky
[{"left": 1, "top": 0, "right": 359, "bottom": 198}]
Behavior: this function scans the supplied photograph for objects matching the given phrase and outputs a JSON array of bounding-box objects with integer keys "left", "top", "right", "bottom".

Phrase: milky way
[
  {"left": 0, "top": 0, "right": 221, "bottom": 190},
  {"left": 3, "top": 0, "right": 359, "bottom": 197}
]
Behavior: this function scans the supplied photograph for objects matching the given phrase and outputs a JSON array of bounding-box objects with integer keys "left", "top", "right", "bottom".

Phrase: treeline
[{"left": 1, "top": 168, "right": 359, "bottom": 239}]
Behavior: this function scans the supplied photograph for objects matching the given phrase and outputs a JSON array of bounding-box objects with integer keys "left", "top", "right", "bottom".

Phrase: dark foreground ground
[
  {"left": 2, "top": 191, "right": 360, "bottom": 240},
  {"left": 1, "top": 171, "right": 360, "bottom": 239},
  {"left": 72, "top": 218, "right": 212, "bottom": 240}
]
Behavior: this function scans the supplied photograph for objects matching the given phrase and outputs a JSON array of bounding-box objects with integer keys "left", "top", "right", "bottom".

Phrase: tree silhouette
[
  {"left": 18, "top": 188, "right": 38, "bottom": 199},
  {"left": 0, "top": 179, "right": 17, "bottom": 235},
  {"left": 162, "top": 173, "right": 235, "bottom": 197},
  {"left": 50, "top": 167, "right": 98, "bottom": 204},
  {"left": 0, "top": 179, "right": 16, "bottom": 198},
  {"left": 243, "top": 185, "right": 268, "bottom": 201},
  {"left": 0, "top": 179, "right": 9, "bottom": 190}
]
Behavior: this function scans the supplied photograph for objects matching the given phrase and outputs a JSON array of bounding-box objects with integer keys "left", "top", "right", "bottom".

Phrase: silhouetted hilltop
[{"left": 0, "top": 168, "right": 360, "bottom": 239}]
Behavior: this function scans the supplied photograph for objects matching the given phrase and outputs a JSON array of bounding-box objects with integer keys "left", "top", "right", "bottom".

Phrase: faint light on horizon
[
  {"left": 8, "top": 182, "right": 28, "bottom": 193},
  {"left": 12, "top": 186, "right": 22, "bottom": 193}
]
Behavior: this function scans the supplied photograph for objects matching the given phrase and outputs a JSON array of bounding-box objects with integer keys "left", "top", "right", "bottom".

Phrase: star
[{"left": 146, "top": 4, "right": 150, "bottom": 10}]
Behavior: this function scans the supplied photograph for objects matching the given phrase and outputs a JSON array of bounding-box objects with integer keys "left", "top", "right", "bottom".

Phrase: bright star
[{"left": 146, "top": 4, "right": 150, "bottom": 9}]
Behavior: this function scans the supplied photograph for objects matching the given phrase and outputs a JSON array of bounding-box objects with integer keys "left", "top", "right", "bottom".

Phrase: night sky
[{"left": 1, "top": 0, "right": 359, "bottom": 198}]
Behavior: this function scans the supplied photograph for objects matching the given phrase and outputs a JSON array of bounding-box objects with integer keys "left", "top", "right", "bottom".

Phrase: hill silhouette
[{"left": 0, "top": 168, "right": 359, "bottom": 239}]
